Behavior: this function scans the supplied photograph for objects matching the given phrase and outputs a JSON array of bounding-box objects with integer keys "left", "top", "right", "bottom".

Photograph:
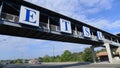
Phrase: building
[
  {"left": 96, "top": 52, "right": 108, "bottom": 62},
  {"left": 96, "top": 48, "right": 120, "bottom": 62},
  {"left": 28, "top": 59, "right": 40, "bottom": 64}
]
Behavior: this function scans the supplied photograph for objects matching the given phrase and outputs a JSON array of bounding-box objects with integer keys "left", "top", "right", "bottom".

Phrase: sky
[{"left": 0, "top": 0, "right": 120, "bottom": 60}]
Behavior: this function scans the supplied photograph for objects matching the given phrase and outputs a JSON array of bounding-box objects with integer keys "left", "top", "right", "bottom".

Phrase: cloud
[
  {"left": 26, "top": 0, "right": 84, "bottom": 19},
  {"left": 79, "top": 0, "right": 100, "bottom": 7},
  {"left": 25, "top": 0, "right": 113, "bottom": 21},
  {"left": 0, "top": 35, "right": 46, "bottom": 51},
  {"left": 79, "top": 0, "right": 113, "bottom": 13},
  {"left": 0, "top": 35, "right": 54, "bottom": 59},
  {"left": 86, "top": 19, "right": 120, "bottom": 34},
  {"left": 79, "top": 0, "right": 112, "bottom": 9}
]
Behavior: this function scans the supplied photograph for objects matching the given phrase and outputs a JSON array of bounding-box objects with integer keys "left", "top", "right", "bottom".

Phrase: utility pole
[{"left": 53, "top": 45, "right": 55, "bottom": 62}]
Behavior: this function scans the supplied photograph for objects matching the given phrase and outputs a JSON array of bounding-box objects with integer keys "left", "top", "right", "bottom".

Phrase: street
[{"left": 3, "top": 62, "right": 120, "bottom": 68}]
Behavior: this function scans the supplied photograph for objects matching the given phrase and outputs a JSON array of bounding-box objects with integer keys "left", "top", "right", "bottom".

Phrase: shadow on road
[
  {"left": 42, "top": 62, "right": 91, "bottom": 68},
  {"left": 3, "top": 62, "right": 91, "bottom": 68},
  {"left": 3, "top": 62, "right": 120, "bottom": 68}
]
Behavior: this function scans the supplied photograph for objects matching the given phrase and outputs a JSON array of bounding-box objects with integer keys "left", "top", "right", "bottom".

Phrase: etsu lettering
[
  {"left": 85, "top": 27, "right": 90, "bottom": 36},
  {"left": 25, "top": 9, "right": 37, "bottom": 23},
  {"left": 65, "top": 21, "right": 69, "bottom": 31}
]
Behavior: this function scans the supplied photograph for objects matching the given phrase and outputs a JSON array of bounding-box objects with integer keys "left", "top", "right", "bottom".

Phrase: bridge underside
[{"left": 0, "top": 20, "right": 103, "bottom": 46}]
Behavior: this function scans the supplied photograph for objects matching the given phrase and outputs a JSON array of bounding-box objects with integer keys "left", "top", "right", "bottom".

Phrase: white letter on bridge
[
  {"left": 97, "top": 31, "right": 103, "bottom": 40},
  {"left": 83, "top": 26, "right": 91, "bottom": 38},
  {"left": 19, "top": 6, "right": 39, "bottom": 27},
  {"left": 60, "top": 18, "right": 72, "bottom": 34}
]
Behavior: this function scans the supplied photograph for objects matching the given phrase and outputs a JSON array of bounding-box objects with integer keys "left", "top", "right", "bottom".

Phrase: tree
[
  {"left": 71, "top": 53, "right": 78, "bottom": 61},
  {"left": 15, "top": 59, "right": 22, "bottom": 64},
  {"left": 54, "top": 55, "right": 61, "bottom": 62},
  {"left": 82, "top": 48, "right": 92, "bottom": 62},
  {"left": 0, "top": 64, "right": 2, "bottom": 68},
  {"left": 61, "top": 50, "right": 72, "bottom": 62},
  {"left": 43, "top": 55, "right": 52, "bottom": 62},
  {"left": 97, "top": 48, "right": 106, "bottom": 53},
  {"left": 77, "top": 52, "right": 84, "bottom": 62},
  {"left": 38, "top": 57, "right": 43, "bottom": 62}
]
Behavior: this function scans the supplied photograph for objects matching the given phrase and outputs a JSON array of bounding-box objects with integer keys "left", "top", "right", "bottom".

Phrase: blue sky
[{"left": 0, "top": 0, "right": 120, "bottom": 60}]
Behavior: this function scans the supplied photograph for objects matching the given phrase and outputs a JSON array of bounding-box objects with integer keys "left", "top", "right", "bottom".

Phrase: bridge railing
[
  {"left": 1, "top": 12, "right": 19, "bottom": 23},
  {"left": 39, "top": 22, "right": 61, "bottom": 34},
  {"left": 72, "top": 30, "right": 83, "bottom": 38},
  {"left": 91, "top": 35, "right": 98, "bottom": 41},
  {"left": 72, "top": 30, "right": 99, "bottom": 41}
]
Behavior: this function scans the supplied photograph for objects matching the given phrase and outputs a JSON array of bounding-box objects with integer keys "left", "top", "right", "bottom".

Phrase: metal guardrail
[
  {"left": 91, "top": 35, "right": 98, "bottom": 41},
  {"left": 72, "top": 30, "right": 83, "bottom": 38},
  {"left": 1, "top": 13, "right": 19, "bottom": 23}
]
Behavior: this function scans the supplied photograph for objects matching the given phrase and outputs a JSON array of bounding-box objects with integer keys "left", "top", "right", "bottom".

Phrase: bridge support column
[
  {"left": 104, "top": 43, "right": 113, "bottom": 63},
  {"left": 91, "top": 46, "right": 96, "bottom": 63}
]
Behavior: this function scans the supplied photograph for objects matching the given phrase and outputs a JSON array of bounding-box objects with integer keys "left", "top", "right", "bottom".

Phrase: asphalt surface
[{"left": 3, "top": 62, "right": 120, "bottom": 68}]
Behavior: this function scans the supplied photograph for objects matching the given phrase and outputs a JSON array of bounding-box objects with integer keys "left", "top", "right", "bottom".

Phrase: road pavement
[{"left": 3, "top": 62, "right": 120, "bottom": 68}]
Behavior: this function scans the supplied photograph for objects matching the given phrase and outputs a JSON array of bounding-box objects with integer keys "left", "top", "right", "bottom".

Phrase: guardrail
[{"left": 1, "top": 12, "right": 19, "bottom": 23}]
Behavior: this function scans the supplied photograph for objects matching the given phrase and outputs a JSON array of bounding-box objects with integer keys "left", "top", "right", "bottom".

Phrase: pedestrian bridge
[{"left": 0, "top": 0, "right": 120, "bottom": 63}]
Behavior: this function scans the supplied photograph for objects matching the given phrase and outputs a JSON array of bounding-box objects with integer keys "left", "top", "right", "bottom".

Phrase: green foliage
[
  {"left": 43, "top": 55, "right": 52, "bottom": 62},
  {"left": 70, "top": 52, "right": 83, "bottom": 62},
  {"left": 39, "top": 48, "right": 94, "bottom": 62},
  {"left": 82, "top": 48, "right": 92, "bottom": 62},
  {"left": 54, "top": 55, "right": 61, "bottom": 62},
  {"left": 97, "top": 48, "right": 106, "bottom": 53},
  {"left": 15, "top": 59, "right": 22, "bottom": 64},
  {"left": 61, "top": 50, "right": 72, "bottom": 62},
  {"left": 1, "top": 47, "right": 97, "bottom": 63},
  {"left": 38, "top": 57, "right": 43, "bottom": 62},
  {"left": 0, "top": 64, "right": 2, "bottom": 68},
  {"left": 10, "top": 60, "right": 15, "bottom": 64}
]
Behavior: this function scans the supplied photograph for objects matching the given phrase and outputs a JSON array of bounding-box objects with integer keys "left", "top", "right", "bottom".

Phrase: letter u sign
[{"left": 19, "top": 6, "right": 40, "bottom": 27}]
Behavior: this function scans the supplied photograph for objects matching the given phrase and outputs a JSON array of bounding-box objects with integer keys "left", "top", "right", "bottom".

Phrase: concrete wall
[{"left": 116, "top": 47, "right": 120, "bottom": 55}]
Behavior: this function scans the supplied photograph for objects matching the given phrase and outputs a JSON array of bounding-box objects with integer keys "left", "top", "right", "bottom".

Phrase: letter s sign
[
  {"left": 19, "top": 6, "right": 39, "bottom": 27},
  {"left": 83, "top": 26, "right": 91, "bottom": 38}
]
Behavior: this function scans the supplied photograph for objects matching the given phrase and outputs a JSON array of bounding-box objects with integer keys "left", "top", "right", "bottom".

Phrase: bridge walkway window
[
  {"left": 0, "top": 1, "right": 19, "bottom": 23},
  {"left": 71, "top": 23, "right": 83, "bottom": 38},
  {"left": 91, "top": 29, "right": 98, "bottom": 41}
]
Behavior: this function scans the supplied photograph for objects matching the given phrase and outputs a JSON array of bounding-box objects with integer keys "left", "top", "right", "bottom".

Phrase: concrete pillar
[
  {"left": 91, "top": 46, "right": 96, "bottom": 63},
  {"left": 116, "top": 47, "right": 120, "bottom": 57},
  {"left": 104, "top": 43, "right": 113, "bottom": 63}
]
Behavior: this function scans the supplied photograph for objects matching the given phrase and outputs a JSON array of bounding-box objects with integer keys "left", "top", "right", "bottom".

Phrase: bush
[{"left": 0, "top": 64, "right": 2, "bottom": 68}]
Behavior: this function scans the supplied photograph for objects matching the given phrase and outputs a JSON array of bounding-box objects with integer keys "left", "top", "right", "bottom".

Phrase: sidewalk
[{"left": 93, "top": 61, "right": 120, "bottom": 64}]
